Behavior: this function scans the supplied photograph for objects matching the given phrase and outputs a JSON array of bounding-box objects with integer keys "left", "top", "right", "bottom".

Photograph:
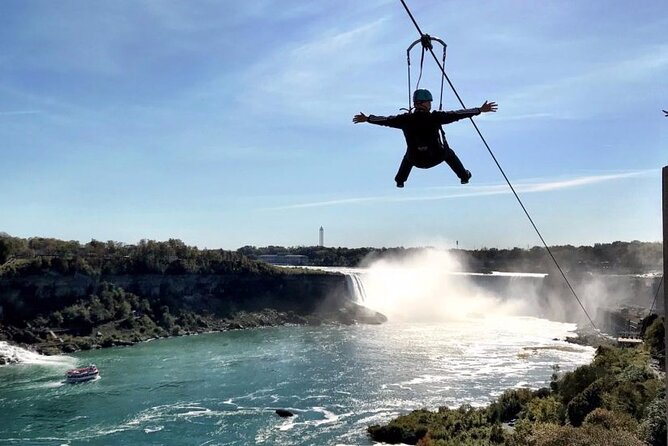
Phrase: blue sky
[{"left": 0, "top": 0, "right": 666, "bottom": 250}]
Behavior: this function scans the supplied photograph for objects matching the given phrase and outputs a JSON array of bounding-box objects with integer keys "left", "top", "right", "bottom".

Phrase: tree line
[
  {"left": 239, "top": 241, "right": 662, "bottom": 274},
  {"left": 0, "top": 235, "right": 278, "bottom": 277},
  {"left": 0, "top": 234, "right": 661, "bottom": 276}
]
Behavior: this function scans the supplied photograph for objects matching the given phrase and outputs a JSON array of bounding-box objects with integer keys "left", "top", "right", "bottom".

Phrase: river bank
[
  {"left": 0, "top": 261, "right": 387, "bottom": 361},
  {"left": 366, "top": 316, "right": 666, "bottom": 446},
  {"left": 0, "top": 300, "right": 386, "bottom": 360}
]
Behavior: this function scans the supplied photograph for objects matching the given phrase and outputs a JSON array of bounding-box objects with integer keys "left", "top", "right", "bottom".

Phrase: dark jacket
[{"left": 368, "top": 108, "right": 480, "bottom": 167}]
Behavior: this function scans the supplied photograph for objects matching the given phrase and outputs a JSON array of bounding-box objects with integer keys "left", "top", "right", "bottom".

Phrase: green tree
[
  {"left": 583, "top": 408, "right": 637, "bottom": 432},
  {"left": 489, "top": 423, "right": 504, "bottom": 443},
  {"left": 49, "top": 311, "right": 64, "bottom": 326},
  {"left": 0, "top": 239, "right": 10, "bottom": 264},
  {"left": 524, "top": 396, "right": 565, "bottom": 424},
  {"left": 567, "top": 379, "right": 605, "bottom": 426},
  {"left": 528, "top": 422, "right": 645, "bottom": 446},
  {"left": 88, "top": 295, "right": 111, "bottom": 323},
  {"left": 638, "top": 393, "right": 667, "bottom": 446},
  {"left": 114, "top": 300, "right": 132, "bottom": 320},
  {"left": 487, "top": 388, "right": 535, "bottom": 422},
  {"left": 644, "top": 316, "right": 665, "bottom": 361}
]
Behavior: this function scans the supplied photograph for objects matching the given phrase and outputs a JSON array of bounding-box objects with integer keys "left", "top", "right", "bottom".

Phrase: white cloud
[
  {"left": 500, "top": 44, "right": 668, "bottom": 118},
  {"left": 241, "top": 17, "right": 397, "bottom": 118},
  {"left": 0, "top": 110, "right": 41, "bottom": 116},
  {"left": 265, "top": 170, "right": 654, "bottom": 210}
]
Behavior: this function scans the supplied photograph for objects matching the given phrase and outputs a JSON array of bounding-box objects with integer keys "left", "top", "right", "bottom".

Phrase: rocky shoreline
[
  {"left": 0, "top": 261, "right": 388, "bottom": 362},
  {"left": 0, "top": 301, "right": 387, "bottom": 361}
]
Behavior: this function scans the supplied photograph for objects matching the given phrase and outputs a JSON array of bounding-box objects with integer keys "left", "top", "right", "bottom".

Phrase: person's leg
[
  {"left": 442, "top": 147, "right": 471, "bottom": 184},
  {"left": 394, "top": 154, "right": 413, "bottom": 188}
]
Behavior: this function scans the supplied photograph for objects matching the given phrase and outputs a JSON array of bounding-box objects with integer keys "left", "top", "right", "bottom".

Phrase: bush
[
  {"left": 644, "top": 316, "right": 665, "bottom": 362},
  {"left": 0, "top": 239, "right": 10, "bottom": 264},
  {"left": 62, "top": 304, "right": 92, "bottom": 329},
  {"left": 367, "top": 422, "right": 427, "bottom": 444},
  {"left": 487, "top": 388, "right": 535, "bottom": 422},
  {"left": 523, "top": 396, "right": 565, "bottom": 424},
  {"left": 528, "top": 423, "right": 645, "bottom": 446},
  {"left": 368, "top": 406, "right": 496, "bottom": 445},
  {"left": 49, "top": 311, "right": 64, "bottom": 326},
  {"left": 641, "top": 314, "right": 659, "bottom": 338},
  {"left": 489, "top": 423, "right": 504, "bottom": 443},
  {"left": 557, "top": 361, "right": 600, "bottom": 404},
  {"left": 638, "top": 393, "right": 667, "bottom": 446},
  {"left": 114, "top": 300, "right": 132, "bottom": 319},
  {"left": 567, "top": 379, "right": 606, "bottom": 426},
  {"left": 603, "top": 379, "right": 657, "bottom": 419},
  {"left": 583, "top": 408, "right": 637, "bottom": 432}
]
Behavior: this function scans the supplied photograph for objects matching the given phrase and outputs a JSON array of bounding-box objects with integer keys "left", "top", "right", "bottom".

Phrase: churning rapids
[{"left": 0, "top": 263, "right": 595, "bottom": 445}]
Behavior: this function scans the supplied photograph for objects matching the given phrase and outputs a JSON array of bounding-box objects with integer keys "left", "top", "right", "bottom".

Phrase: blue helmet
[{"left": 413, "top": 89, "right": 433, "bottom": 102}]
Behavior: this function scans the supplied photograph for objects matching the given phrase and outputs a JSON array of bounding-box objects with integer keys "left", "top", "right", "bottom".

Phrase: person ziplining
[
  {"left": 352, "top": 33, "right": 497, "bottom": 188},
  {"left": 353, "top": 90, "right": 497, "bottom": 187},
  {"left": 378, "top": 1, "right": 600, "bottom": 331}
]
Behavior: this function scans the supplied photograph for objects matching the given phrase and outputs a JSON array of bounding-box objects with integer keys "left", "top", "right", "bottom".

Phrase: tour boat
[{"left": 65, "top": 364, "right": 99, "bottom": 383}]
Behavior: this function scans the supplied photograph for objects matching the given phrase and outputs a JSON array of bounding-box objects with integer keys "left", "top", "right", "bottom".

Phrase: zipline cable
[
  {"left": 398, "top": 0, "right": 599, "bottom": 331},
  {"left": 648, "top": 276, "right": 663, "bottom": 316}
]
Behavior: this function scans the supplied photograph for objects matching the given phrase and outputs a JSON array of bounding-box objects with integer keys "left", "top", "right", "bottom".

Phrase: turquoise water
[{"left": 0, "top": 319, "right": 593, "bottom": 445}]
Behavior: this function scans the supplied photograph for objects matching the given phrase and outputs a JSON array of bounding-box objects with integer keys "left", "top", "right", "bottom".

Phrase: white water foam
[
  {"left": 308, "top": 256, "right": 539, "bottom": 321},
  {"left": 300, "top": 266, "right": 368, "bottom": 303},
  {"left": 0, "top": 341, "right": 75, "bottom": 367},
  {"left": 346, "top": 272, "right": 367, "bottom": 303}
]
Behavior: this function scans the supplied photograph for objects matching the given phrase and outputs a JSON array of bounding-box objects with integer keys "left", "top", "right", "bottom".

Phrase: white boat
[{"left": 65, "top": 364, "right": 99, "bottom": 383}]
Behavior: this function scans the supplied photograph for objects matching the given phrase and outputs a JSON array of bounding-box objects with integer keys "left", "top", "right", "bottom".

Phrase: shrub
[
  {"left": 489, "top": 423, "right": 504, "bottom": 443},
  {"left": 523, "top": 395, "right": 565, "bottom": 424},
  {"left": 49, "top": 311, "right": 64, "bottom": 326},
  {"left": 487, "top": 388, "right": 535, "bottom": 422},
  {"left": 529, "top": 423, "right": 645, "bottom": 446},
  {"left": 603, "top": 379, "right": 654, "bottom": 419},
  {"left": 557, "top": 362, "right": 599, "bottom": 404},
  {"left": 567, "top": 379, "right": 605, "bottom": 426},
  {"left": 583, "top": 408, "right": 638, "bottom": 432},
  {"left": 644, "top": 316, "right": 665, "bottom": 362},
  {"left": 638, "top": 393, "right": 667, "bottom": 446},
  {"left": 367, "top": 422, "right": 428, "bottom": 444}
]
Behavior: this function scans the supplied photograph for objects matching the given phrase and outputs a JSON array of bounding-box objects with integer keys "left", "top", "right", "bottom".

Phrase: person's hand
[
  {"left": 480, "top": 101, "right": 498, "bottom": 113},
  {"left": 353, "top": 112, "right": 368, "bottom": 123}
]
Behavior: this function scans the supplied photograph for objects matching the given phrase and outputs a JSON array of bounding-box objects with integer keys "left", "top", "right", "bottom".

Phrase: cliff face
[
  {"left": 0, "top": 271, "right": 353, "bottom": 323},
  {"left": 0, "top": 270, "right": 387, "bottom": 356}
]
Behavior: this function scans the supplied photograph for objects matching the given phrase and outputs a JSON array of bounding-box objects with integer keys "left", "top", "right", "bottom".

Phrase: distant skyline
[{"left": 1, "top": 1, "right": 666, "bottom": 250}]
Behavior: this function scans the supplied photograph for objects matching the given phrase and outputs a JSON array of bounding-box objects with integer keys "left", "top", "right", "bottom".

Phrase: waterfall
[
  {"left": 0, "top": 341, "right": 75, "bottom": 367},
  {"left": 300, "top": 266, "right": 368, "bottom": 303},
  {"left": 345, "top": 271, "right": 367, "bottom": 303}
]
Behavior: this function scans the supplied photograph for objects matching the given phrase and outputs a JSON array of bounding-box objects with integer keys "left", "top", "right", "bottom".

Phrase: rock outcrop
[{"left": 0, "top": 270, "right": 387, "bottom": 356}]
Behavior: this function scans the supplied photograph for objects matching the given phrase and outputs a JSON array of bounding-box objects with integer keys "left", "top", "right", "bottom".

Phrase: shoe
[
  {"left": 460, "top": 170, "right": 472, "bottom": 184},
  {"left": 396, "top": 181, "right": 404, "bottom": 188}
]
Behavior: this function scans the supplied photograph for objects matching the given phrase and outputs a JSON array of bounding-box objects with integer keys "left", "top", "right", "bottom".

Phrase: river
[
  {"left": 0, "top": 318, "right": 593, "bottom": 445},
  {"left": 1, "top": 261, "right": 598, "bottom": 445}
]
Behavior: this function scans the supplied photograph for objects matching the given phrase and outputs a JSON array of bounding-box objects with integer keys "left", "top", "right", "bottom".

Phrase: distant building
[
  {"left": 258, "top": 254, "right": 309, "bottom": 266},
  {"left": 319, "top": 226, "right": 324, "bottom": 247}
]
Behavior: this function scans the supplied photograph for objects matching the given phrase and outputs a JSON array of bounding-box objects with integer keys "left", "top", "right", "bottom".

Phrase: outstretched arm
[
  {"left": 434, "top": 101, "right": 498, "bottom": 124},
  {"left": 354, "top": 112, "right": 407, "bottom": 128},
  {"left": 353, "top": 112, "right": 368, "bottom": 123}
]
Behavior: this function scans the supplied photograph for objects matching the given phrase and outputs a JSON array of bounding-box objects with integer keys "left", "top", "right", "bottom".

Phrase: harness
[{"left": 406, "top": 34, "right": 450, "bottom": 165}]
